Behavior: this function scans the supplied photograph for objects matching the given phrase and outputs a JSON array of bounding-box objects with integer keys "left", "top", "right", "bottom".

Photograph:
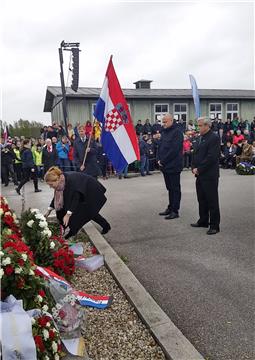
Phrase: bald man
[{"left": 158, "top": 114, "right": 183, "bottom": 219}]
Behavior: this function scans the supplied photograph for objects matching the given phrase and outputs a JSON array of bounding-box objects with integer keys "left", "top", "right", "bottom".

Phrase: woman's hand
[{"left": 63, "top": 213, "right": 71, "bottom": 227}]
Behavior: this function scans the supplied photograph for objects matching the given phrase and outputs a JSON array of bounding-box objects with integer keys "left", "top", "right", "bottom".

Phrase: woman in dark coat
[{"left": 44, "top": 167, "right": 110, "bottom": 238}]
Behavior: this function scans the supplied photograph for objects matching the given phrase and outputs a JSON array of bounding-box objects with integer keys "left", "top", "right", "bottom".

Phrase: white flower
[
  {"left": 31, "top": 318, "right": 36, "bottom": 325},
  {"left": 39, "top": 221, "right": 48, "bottom": 228},
  {"left": 55, "top": 354, "right": 60, "bottom": 360},
  {"left": 0, "top": 209, "right": 3, "bottom": 216},
  {"left": 2, "top": 257, "right": 11, "bottom": 266},
  {"left": 42, "top": 229, "right": 52, "bottom": 238},
  {"left": 70, "top": 301, "right": 75, "bottom": 306},
  {"left": 21, "top": 254, "right": 27, "bottom": 261},
  {"left": 15, "top": 267, "right": 22, "bottom": 274},
  {"left": 43, "top": 329, "right": 49, "bottom": 340},
  {"left": 46, "top": 322, "right": 50, "bottom": 327},
  {"left": 12, "top": 213, "right": 17, "bottom": 220},
  {"left": 0, "top": 251, "right": 4, "bottom": 256},
  {"left": 5, "top": 211, "right": 11, "bottom": 216},
  {"left": 35, "top": 213, "right": 45, "bottom": 220},
  {"left": 30, "top": 208, "right": 39, "bottom": 213},
  {"left": 5, "top": 229, "right": 12, "bottom": 235},
  {"left": 37, "top": 295, "right": 43, "bottom": 303},
  {"left": 56, "top": 303, "right": 62, "bottom": 310},
  {"left": 42, "top": 305, "right": 49, "bottom": 312},
  {"left": 52, "top": 341, "right": 58, "bottom": 353},
  {"left": 50, "top": 241, "right": 55, "bottom": 249},
  {"left": 0, "top": 268, "right": 4, "bottom": 279},
  {"left": 29, "top": 269, "right": 35, "bottom": 276},
  {"left": 2, "top": 197, "right": 7, "bottom": 204},
  {"left": 44, "top": 356, "right": 50, "bottom": 360},
  {"left": 27, "top": 220, "right": 34, "bottom": 228}
]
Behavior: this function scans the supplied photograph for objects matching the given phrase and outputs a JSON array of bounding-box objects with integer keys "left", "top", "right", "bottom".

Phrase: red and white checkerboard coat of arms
[{"left": 104, "top": 108, "right": 123, "bottom": 132}]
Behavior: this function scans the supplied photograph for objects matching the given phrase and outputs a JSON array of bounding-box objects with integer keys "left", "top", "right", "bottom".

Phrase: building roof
[{"left": 44, "top": 86, "right": 255, "bottom": 112}]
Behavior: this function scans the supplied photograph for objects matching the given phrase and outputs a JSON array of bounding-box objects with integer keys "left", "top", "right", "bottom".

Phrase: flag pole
[{"left": 81, "top": 117, "right": 97, "bottom": 167}]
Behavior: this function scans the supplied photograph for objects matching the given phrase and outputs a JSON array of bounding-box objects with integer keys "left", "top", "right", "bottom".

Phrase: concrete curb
[{"left": 84, "top": 222, "right": 205, "bottom": 360}]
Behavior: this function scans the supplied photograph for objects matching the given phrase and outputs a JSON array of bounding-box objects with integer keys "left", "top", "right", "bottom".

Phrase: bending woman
[{"left": 44, "top": 167, "right": 111, "bottom": 238}]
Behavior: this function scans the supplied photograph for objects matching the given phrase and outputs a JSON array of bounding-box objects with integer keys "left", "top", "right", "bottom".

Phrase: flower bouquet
[{"left": 236, "top": 162, "right": 255, "bottom": 175}]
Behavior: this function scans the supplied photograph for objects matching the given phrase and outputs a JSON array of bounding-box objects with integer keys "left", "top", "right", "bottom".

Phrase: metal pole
[{"left": 59, "top": 47, "right": 68, "bottom": 136}]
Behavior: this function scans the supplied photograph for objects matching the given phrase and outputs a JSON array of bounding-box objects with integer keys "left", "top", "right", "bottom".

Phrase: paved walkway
[{"left": 3, "top": 170, "right": 255, "bottom": 360}]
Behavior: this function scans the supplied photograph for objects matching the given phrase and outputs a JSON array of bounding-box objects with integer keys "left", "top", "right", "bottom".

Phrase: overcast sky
[{"left": 1, "top": 0, "right": 254, "bottom": 125}]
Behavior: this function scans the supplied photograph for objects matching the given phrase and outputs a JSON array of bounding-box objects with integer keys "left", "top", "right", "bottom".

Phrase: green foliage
[{"left": 3, "top": 119, "right": 45, "bottom": 138}]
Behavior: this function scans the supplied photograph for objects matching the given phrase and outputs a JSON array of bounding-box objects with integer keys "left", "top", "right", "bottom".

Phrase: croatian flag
[
  {"left": 94, "top": 56, "right": 140, "bottom": 172},
  {"left": 189, "top": 74, "right": 201, "bottom": 118}
]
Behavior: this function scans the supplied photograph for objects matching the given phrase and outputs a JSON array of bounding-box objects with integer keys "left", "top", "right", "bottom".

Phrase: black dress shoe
[
  {"left": 190, "top": 222, "right": 209, "bottom": 228},
  {"left": 34, "top": 189, "right": 42, "bottom": 193},
  {"left": 207, "top": 228, "right": 220, "bottom": 235},
  {"left": 15, "top": 188, "right": 21, "bottom": 195},
  {"left": 165, "top": 212, "right": 179, "bottom": 220},
  {"left": 159, "top": 209, "right": 171, "bottom": 216},
  {"left": 101, "top": 223, "right": 111, "bottom": 234}
]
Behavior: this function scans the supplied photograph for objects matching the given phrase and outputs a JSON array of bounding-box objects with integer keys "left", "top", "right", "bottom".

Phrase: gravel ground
[{"left": 70, "top": 231, "right": 166, "bottom": 360}]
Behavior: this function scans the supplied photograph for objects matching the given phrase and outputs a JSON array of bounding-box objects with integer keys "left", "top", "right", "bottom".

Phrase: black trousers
[
  {"left": 1, "top": 164, "right": 18, "bottom": 185},
  {"left": 196, "top": 177, "right": 220, "bottom": 229},
  {"left": 163, "top": 172, "right": 181, "bottom": 214},
  {"left": 16, "top": 167, "right": 38, "bottom": 191}
]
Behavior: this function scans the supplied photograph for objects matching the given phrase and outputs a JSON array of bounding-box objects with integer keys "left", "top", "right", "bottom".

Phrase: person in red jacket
[
  {"left": 183, "top": 135, "right": 192, "bottom": 169},
  {"left": 233, "top": 130, "right": 244, "bottom": 145},
  {"left": 84, "top": 121, "right": 93, "bottom": 137}
]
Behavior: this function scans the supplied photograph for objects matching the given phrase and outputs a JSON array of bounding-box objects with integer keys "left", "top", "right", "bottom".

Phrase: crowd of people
[{"left": 1, "top": 116, "right": 255, "bottom": 191}]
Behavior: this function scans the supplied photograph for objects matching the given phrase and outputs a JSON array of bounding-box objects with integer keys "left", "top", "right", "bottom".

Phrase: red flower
[
  {"left": 17, "top": 278, "right": 25, "bottom": 289},
  {"left": 34, "top": 335, "right": 45, "bottom": 352},
  {"left": 58, "top": 343, "right": 62, "bottom": 352},
  {"left": 38, "top": 289, "right": 46, "bottom": 298},
  {"left": 59, "top": 309, "right": 66, "bottom": 319},
  {"left": 5, "top": 265, "right": 14, "bottom": 275},
  {"left": 49, "top": 329, "right": 55, "bottom": 340},
  {"left": 38, "top": 316, "right": 48, "bottom": 327},
  {"left": 18, "top": 259, "right": 24, "bottom": 266},
  {"left": 91, "top": 246, "right": 97, "bottom": 255},
  {"left": 4, "top": 215, "right": 14, "bottom": 227}
]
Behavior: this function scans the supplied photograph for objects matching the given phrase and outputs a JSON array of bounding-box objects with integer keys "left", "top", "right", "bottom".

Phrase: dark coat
[
  {"left": 20, "top": 148, "right": 35, "bottom": 169},
  {"left": 42, "top": 147, "right": 58, "bottom": 173},
  {"left": 73, "top": 137, "right": 101, "bottom": 177},
  {"left": 192, "top": 130, "right": 221, "bottom": 179},
  {"left": 1, "top": 147, "right": 16, "bottom": 166},
  {"left": 50, "top": 172, "right": 107, "bottom": 233},
  {"left": 158, "top": 123, "right": 183, "bottom": 173},
  {"left": 135, "top": 124, "right": 144, "bottom": 135},
  {"left": 152, "top": 123, "right": 162, "bottom": 134}
]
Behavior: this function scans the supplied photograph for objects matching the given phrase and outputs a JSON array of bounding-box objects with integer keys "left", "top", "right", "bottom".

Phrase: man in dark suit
[
  {"left": 158, "top": 114, "right": 183, "bottom": 219},
  {"left": 73, "top": 125, "right": 101, "bottom": 179},
  {"left": 191, "top": 117, "right": 221, "bottom": 235}
]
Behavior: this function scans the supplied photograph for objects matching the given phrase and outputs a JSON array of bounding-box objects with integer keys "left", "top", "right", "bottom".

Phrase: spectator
[
  {"left": 51, "top": 136, "right": 58, "bottom": 148},
  {"left": 97, "top": 142, "right": 108, "bottom": 180},
  {"left": 152, "top": 120, "right": 162, "bottom": 134},
  {"left": 67, "top": 123, "right": 74, "bottom": 139},
  {"left": 143, "top": 119, "right": 152, "bottom": 134},
  {"left": 16, "top": 139, "right": 41, "bottom": 194},
  {"left": 68, "top": 134, "right": 76, "bottom": 171},
  {"left": 139, "top": 135, "right": 150, "bottom": 176},
  {"left": 33, "top": 144, "right": 44, "bottom": 180},
  {"left": 56, "top": 136, "right": 70, "bottom": 172},
  {"left": 147, "top": 138, "right": 155, "bottom": 171},
  {"left": 40, "top": 126, "right": 48, "bottom": 140},
  {"left": 251, "top": 141, "right": 255, "bottom": 164},
  {"left": 231, "top": 116, "right": 239, "bottom": 132},
  {"left": 13, "top": 142, "right": 23, "bottom": 183},
  {"left": 1, "top": 144, "right": 18, "bottom": 186},
  {"left": 42, "top": 139, "right": 58, "bottom": 174},
  {"left": 118, "top": 165, "right": 129, "bottom": 179},
  {"left": 236, "top": 139, "right": 253, "bottom": 165},
  {"left": 243, "top": 129, "right": 252, "bottom": 143},
  {"left": 74, "top": 122, "right": 80, "bottom": 137},
  {"left": 58, "top": 125, "right": 66, "bottom": 138},
  {"left": 183, "top": 135, "right": 192, "bottom": 169},
  {"left": 135, "top": 120, "right": 144, "bottom": 135},
  {"left": 233, "top": 130, "right": 244, "bottom": 145},
  {"left": 46, "top": 126, "right": 58, "bottom": 139},
  {"left": 223, "top": 119, "right": 232, "bottom": 133},
  {"left": 238, "top": 118, "right": 246, "bottom": 133},
  {"left": 85, "top": 120, "right": 93, "bottom": 137},
  {"left": 177, "top": 118, "right": 186, "bottom": 133},
  {"left": 187, "top": 120, "right": 196, "bottom": 132},
  {"left": 73, "top": 125, "right": 101, "bottom": 179}
]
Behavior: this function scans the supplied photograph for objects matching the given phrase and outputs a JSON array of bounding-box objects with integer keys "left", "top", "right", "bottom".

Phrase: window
[
  {"left": 209, "top": 103, "right": 222, "bottom": 120},
  {"left": 173, "top": 103, "right": 188, "bottom": 126},
  {"left": 154, "top": 104, "right": 169, "bottom": 122},
  {"left": 226, "top": 103, "right": 239, "bottom": 120}
]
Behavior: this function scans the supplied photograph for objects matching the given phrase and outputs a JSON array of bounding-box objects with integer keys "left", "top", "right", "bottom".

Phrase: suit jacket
[
  {"left": 73, "top": 137, "right": 101, "bottom": 177},
  {"left": 158, "top": 123, "right": 183, "bottom": 173},
  {"left": 192, "top": 130, "right": 220, "bottom": 179},
  {"left": 42, "top": 147, "right": 58, "bottom": 173}
]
